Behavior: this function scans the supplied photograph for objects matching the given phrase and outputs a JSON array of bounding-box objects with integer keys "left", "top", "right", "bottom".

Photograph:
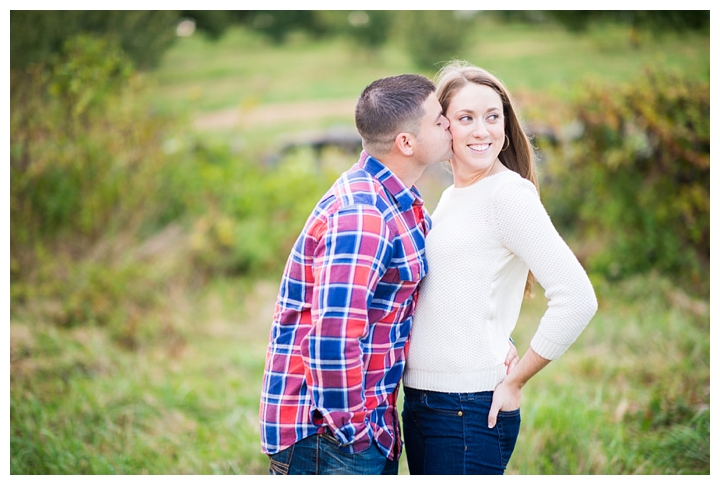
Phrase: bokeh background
[{"left": 9, "top": 10, "right": 710, "bottom": 474}]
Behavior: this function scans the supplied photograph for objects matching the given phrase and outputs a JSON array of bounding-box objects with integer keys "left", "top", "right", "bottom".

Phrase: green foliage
[
  {"left": 179, "top": 10, "right": 249, "bottom": 40},
  {"left": 11, "top": 314, "right": 270, "bottom": 474},
  {"left": 10, "top": 34, "right": 189, "bottom": 345},
  {"left": 11, "top": 11, "right": 179, "bottom": 70},
  {"left": 11, "top": 32, "right": 340, "bottom": 347},
  {"left": 395, "top": 11, "right": 473, "bottom": 71},
  {"left": 547, "top": 11, "right": 710, "bottom": 34},
  {"left": 10, "top": 34, "right": 173, "bottom": 245},
  {"left": 507, "top": 273, "right": 709, "bottom": 474},
  {"left": 245, "top": 10, "right": 330, "bottom": 43},
  {"left": 184, "top": 144, "right": 337, "bottom": 278},
  {"left": 315, "top": 11, "right": 394, "bottom": 52},
  {"left": 543, "top": 66, "right": 709, "bottom": 294}
]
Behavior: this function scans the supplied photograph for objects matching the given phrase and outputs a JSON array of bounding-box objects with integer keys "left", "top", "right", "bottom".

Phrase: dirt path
[{"left": 193, "top": 98, "right": 357, "bottom": 131}]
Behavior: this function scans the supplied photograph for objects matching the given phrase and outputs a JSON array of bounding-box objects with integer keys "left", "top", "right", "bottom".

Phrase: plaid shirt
[{"left": 260, "top": 151, "right": 430, "bottom": 461}]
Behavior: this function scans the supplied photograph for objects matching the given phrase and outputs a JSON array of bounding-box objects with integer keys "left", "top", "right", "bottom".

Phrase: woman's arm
[{"left": 487, "top": 176, "right": 598, "bottom": 428}]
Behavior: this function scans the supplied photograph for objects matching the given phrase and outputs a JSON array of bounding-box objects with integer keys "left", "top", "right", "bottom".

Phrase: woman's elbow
[{"left": 580, "top": 283, "right": 598, "bottom": 323}]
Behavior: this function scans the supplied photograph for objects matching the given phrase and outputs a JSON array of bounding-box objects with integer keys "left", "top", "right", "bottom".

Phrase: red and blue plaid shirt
[{"left": 260, "top": 151, "right": 430, "bottom": 460}]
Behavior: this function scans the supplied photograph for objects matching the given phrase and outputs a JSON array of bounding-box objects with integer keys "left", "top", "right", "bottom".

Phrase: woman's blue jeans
[
  {"left": 267, "top": 433, "right": 399, "bottom": 475},
  {"left": 402, "top": 386, "right": 521, "bottom": 475}
]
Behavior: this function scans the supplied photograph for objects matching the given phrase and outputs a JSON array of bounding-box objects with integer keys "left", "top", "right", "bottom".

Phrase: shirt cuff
[{"left": 529, "top": 333, "right": 570, "bottom": 361}]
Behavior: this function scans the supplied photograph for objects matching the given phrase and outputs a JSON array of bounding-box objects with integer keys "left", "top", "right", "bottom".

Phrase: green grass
[
  {"left": 11, "top": 272, "right": 709, "bottom": 474},
  {"left": 149, "top": 20, "right": 709, "bottom": 159},
  {"left": 461, "top": 21, "right": 709, "bottom": 96},
  {"left": 504, "top": 273, "right": 710, "bottom": 474},
  {"left": 151, "top": 28, "right": 415, "bottom": 115},
  {"left": 151, "top": 20, "right": 709, "bottom": 116},
  {"left": 11, "top": 277, "right": 274, "bottom": 474}
]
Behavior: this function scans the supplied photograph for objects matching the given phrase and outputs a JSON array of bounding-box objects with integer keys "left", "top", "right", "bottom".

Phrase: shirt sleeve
[
  {"left": 492, "top": 177, "right": 598, "bottom": 361},
  {"left": 302, "top": 203, "right": 392, "bottom": 452}
]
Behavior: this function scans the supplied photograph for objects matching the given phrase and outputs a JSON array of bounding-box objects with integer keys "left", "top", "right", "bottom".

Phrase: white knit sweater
[{"left": 403, "top": 170, "right": 597, "bottom": 393}]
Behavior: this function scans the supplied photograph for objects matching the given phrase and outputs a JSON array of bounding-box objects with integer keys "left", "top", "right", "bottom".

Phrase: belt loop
[{"left": 467, "top": 392, "right": 475, "bottom": 402}]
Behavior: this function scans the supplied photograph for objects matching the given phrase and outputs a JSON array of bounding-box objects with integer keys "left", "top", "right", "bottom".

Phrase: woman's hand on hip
[
  {"left": 488, "top": 378, "right": 522, "bottom": 429},
  {"left": 489, "top": 346, "right": 551, "bottom": 429}
]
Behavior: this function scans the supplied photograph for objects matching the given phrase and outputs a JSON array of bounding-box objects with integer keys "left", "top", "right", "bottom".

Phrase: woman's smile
[{"left": 468, "top": 143, "right": 491, "bottom": 153}]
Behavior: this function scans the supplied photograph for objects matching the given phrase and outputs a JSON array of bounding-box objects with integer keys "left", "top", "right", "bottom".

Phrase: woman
[{"left": 401, "top": 61, "right": 598, "bottom": 475}]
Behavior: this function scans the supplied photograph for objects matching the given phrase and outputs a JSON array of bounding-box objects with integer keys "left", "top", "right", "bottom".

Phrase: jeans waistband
[{"left": 404, "top": 386, "right": 493, "bottom": 402}]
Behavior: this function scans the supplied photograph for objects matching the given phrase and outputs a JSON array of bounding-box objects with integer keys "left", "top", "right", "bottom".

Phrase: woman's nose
[{"left": 472, "top": 121, "right": 489, "bottom": 138}]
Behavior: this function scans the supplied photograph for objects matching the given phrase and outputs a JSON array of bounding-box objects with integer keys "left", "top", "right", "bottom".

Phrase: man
[{"left": 259, "top": 74, "right": 453, "bottom": 475}]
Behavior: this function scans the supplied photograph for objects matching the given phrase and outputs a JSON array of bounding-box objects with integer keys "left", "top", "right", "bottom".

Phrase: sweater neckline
[{"left": 450, "top": 169, "right": 517, "bottom": 192}]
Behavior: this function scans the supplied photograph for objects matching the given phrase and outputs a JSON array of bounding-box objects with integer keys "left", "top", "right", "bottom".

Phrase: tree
[
  {"left": 11, "top": 11, "right": 181, "bottom": 70},
  {"left": 395, "top": 11, "right": 473, "bottom": 71}
]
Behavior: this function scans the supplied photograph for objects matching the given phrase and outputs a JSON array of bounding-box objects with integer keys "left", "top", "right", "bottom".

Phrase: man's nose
[{"left": 442, "top": 115, "right": 450, "bottom": 130}]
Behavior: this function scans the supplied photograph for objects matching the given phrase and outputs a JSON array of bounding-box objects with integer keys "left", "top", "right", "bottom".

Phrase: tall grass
[
  {"left": 505, "top": 274, "right": 709, "bottom": 474},
  {"left": 11, "top": 272, "right": 709, "bottom": 474}
]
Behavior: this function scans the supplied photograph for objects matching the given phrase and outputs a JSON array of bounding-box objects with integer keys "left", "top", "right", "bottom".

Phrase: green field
[
  {"left": 11, "top": 273, "right": 710, "bottom": 474},
  {"left": 10, "top": 19, "right": 710, "bottom": 475}
]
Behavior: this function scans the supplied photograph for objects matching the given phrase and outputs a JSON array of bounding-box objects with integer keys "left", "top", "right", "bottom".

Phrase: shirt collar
[{"left": 359, "top": 151, "right": 422, "bottom": 212}]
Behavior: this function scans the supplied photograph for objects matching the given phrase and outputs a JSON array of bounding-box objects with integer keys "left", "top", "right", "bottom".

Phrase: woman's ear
[{"left": 394, "top": 132, "right": 414, "bottom": 156}]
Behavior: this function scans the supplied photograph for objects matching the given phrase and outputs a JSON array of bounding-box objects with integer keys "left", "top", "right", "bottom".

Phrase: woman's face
[{"left": 445, "top": 83, "right": 505, "bottom": 176}]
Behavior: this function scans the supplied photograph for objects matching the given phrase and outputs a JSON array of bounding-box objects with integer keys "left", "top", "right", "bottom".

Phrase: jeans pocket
[
  {"left": 423, "top": 391, "right": 463, "bottom": 417},
  {"left": 268, "top": 445, "right": 294, "bottom": 475},
  {"left": 496, "top": 408, "right": 521, "bottom": 468}
]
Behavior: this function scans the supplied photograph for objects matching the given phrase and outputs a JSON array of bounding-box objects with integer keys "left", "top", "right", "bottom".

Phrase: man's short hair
[{"left": 355, "top": 74, "right": 436, "bottom": 156}]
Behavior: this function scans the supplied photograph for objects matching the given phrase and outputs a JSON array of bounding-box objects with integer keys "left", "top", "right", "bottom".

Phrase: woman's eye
[{"left": 459, "top": 115, "right": 472, "bottom": 122}]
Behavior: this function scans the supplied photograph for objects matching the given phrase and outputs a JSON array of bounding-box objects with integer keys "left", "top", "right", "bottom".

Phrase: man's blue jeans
[
  {"left": 267, "top": 433, "right": 399, "bottom": 475},
  {"left": 402, "top": 386, "right": 521, "bottom": 475}
]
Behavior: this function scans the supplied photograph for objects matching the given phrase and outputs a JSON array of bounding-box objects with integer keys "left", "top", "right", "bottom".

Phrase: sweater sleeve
[{"left": 492, "top": 176, "right": 598, "bottom": 361}]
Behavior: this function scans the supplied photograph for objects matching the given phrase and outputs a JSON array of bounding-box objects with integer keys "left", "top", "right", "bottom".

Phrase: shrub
[
  {"left": 10, "top": 34, "right": 187, "bottom": 342},
  {"left": 10, "top": 11, "right": 179, "bottom": 70},
  {"left": 184, "top": 144, "right": 339, "bottom": 279},
  {"left": 542, "top": 66, "right": 709, "bottom": 294},
  {"left": 394, "top": 11, "right": 473, "bottom": 71},
  {"left": 10, "top": 34, "right": 341, "bottom": 343}
]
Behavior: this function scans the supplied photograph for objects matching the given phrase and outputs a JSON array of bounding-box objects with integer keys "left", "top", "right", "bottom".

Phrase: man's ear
[{"left": 394, "top": 132, "right": 415, "bottom": 156}]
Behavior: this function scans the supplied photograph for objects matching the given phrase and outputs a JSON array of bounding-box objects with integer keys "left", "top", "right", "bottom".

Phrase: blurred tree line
[
  {"left": 11, "top": 10, "right": 710, "bottom": 71},
  {"left": 10, "top": 11, "right": 709, "bottom": 348}
]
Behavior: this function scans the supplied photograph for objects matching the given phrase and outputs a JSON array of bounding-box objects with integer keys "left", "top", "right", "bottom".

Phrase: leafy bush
[
  {"left": 10, "top": 34, "right": 188, "bottom": 342},
  {"left": 542, "top": 66, "right": 709, "bottom": 294},
  {"left": 10, "top": 33, "right": 341, "bottom": 344},
  {"left": 314, "top": 11, "right": 394, "bottom": 52},
  {"left": 10, "top": 11, "right": 179, "bottom": 70},
  {"left": 547, "top": 11, "right": 710, "bottom": 35},
  {"left": 244, "top": 10, "right": 330, "bottom": 43},
  {"left": 394, "top": 11, "right": 473, "bottom": 71},
  {"left": 184, "top": 144, "right": 338, "bottom": 278}
]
